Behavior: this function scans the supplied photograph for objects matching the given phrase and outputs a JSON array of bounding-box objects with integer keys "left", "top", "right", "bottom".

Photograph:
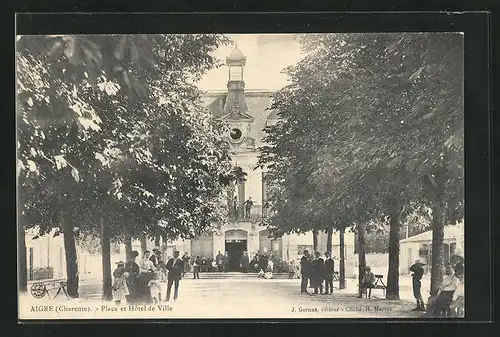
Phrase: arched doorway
[{"left": 225, "top": 229, "right": 248, "bottom": 271}]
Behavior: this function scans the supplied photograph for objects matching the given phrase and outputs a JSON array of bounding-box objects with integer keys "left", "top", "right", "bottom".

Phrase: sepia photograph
[{"left": 17, "top": 31, "right": 465, "bottom": 320}]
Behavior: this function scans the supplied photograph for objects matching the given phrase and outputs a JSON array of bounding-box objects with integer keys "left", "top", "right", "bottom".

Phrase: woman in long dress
[
  {"left": 138, "top": 250, "right": 155, "bottom": 303},
  {"left": 125, "top": 251, "right": 140, "bottom": 303}
]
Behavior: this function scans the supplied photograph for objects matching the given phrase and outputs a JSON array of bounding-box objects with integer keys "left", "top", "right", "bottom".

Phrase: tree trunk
[
  {"left": 326, "top": 226, "right": 333, "bottom": 254},
  {"left": 154, "top": 236, "right": 160, "bottom": 247},
  {"left": 18, "top": 223, "right": 28, "bottom": 293},
  {"left": 430, "top": 202, "right": 446, "bottom": 296},
  {"left": 357, "top": 224, "right": 367, "bottom": 285},
  {"left": 161, "top": 233, "right": 168, "bottom": 257},
  {"left": 124, "top": 224, "right": 133, "bottom": 260},
  {"left": 101, "top": 217, "right": 112, "bottom": 301},
  {"left": 312, "top": 229, "right": 318, "bottom": 253},
  {"left": 386, "top": 212, "right": 400, "bottom": 300},
  {"left": 61, "top": 211, "right": 79, "bottom": 298},
  {"left": 124, "top": 235, "right": 133, "bottom": 260},
  {"left": 140, "top": 234, "right": 148, "bottom": 254},
  {"left": 339, "top": 228, "right": 346, "bottom": 289}
]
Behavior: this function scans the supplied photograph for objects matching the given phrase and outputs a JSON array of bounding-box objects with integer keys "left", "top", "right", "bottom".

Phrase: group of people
[
  {"left": 299, "top": 250, "right": 336, "bottom": 295},
  {"left": 112, "top": 248, "right": 185, "bottom": 305},
  {"left": 231, "top": 196, "right": 254, "bottom": 219},
  {"left": 410, "top": 254, "right": 464, "bottom": 317}
]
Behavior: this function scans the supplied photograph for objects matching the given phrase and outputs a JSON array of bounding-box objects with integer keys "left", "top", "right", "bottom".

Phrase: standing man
[
  {"left": 181, "top": 253, "right": 189, "bottom": 277},
  {"left": 409, "top": 259, "right": 426, "bottom": 311},
  {"left": 216, "top": 251, "right": 224, "bottom": 272},
  {"left": 312, "top": 251, "right": 325, "bottom": 295},
  {"left": 324, "top": 251, "right": 335, "bottom": 294},
  {"left": 243, "top": 197, "right": 253, "bottom": 218},
  {"left": 300, "top": 250, "right": 312, "bottom": 294},
  {"left": 165, "top": 250, "right": 184, "bottom": 302},
  {"left": 192, "top": 256, "right": 201, "bottom": 279},
  {"left": 223, "top": 251, "right": 230, "bottom": 272},
  {"left": 240, "top": 251, "right": 250, "bottom": 273},
  {"left": 233, "top": 196, "right": 239, "bottom": 219}
]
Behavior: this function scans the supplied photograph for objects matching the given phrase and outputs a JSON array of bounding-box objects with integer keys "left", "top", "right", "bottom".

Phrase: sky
[{"left": 196, "top": 34, "right": 305, "bottom": 91}]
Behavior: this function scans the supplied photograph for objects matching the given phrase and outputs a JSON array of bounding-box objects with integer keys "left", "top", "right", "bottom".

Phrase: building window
[{"left": 229, "top": 66, "right": 243, "bottom": 81}]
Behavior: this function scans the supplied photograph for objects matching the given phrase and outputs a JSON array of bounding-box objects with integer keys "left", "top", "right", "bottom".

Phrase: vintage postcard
[{"left": 17, "top": 31, "right": 465, "bottom": 320}]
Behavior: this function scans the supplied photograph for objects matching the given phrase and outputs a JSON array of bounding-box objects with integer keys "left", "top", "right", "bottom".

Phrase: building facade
[
  {"left": 23, "top": 46, "right": 355, "bottom": 278},
  {"left": 168, "top": 46, "right": 355, "bottom": 270},
  {"left": 399, "top": 222, "right": 464, "bottom": 275}
]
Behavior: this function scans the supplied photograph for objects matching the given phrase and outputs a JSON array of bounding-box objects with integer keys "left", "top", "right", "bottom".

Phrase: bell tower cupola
[{"left": 226, "top": 45, "right": 246, "bottom": 90}]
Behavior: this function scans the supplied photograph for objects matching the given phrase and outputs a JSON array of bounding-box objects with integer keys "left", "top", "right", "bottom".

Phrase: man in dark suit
[
  {"left": 240, "top": 251, "right": 250, "bottom": 273},
  {"left": 324, "top": 251, "right": 335, "bottom": 294},
  {"left": 312, "top": 251, "right": 325, "bottom": 295},
  {"left": 165, "top": 250, "right": 184, "bottom": 302},
  {"left": 300, "top": 250, "right": 312, "bottom": 294},
  {"left": 215, "top": 251, "right": 224, "bottom": 272}
]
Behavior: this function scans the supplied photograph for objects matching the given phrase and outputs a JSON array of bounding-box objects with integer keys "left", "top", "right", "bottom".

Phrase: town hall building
[
  {"left": 23, "top": 46, "right": 355, "bottom": 280},
  {"left": 164, "top": 46, "right": 355, "bottom": 270}
]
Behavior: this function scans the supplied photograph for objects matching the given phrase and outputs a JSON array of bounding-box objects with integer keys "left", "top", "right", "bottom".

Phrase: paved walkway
[{"left": 23, "top": 276, "right": 424, "bottom": 319}]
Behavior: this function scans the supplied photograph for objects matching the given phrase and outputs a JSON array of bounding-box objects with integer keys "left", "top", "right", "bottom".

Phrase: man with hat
[
  {"left": 409, "top": 259, "right": 426, "bottom": 311},
  {"left": 324, "top": 251, "right": 335, "bottom": 294},
  {"left": 150, "top": 247, "right": 163, "bottom": 269},
  {"left": 165, "top": 250, "right": 184, "bottom": 302}
]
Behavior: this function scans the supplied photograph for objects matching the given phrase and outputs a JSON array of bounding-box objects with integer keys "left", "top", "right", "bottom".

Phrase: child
[
  {"left": 358, "top": 266, "right": 375, "bottom": 298},
  {"left": 264, "top": 260, "right": 274, "bottom": 279},
  {"left": 288, "top": 260, "right": 299, "bottom": 279},
  {"left": 112, "top": 261, "right": 130, "bottom": 305},
  {"left": 148, "top": 269, "right": 163, "bottom": 304}
]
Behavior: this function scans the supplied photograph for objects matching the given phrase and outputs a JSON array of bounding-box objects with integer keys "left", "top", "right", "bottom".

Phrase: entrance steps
[{"left": 183, "top": 272, "right": 290, "bottom": 279}]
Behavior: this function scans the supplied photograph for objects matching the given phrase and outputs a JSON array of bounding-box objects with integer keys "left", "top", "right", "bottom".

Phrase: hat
[
  {"left": 115, "top": 261, "right": 125, "bottom": 266},
  {"left": 153, "top": 247, "right": 161, "bottom": 252}
]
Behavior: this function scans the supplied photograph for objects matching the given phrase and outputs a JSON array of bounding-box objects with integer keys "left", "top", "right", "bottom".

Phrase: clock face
[{"left": 230, "top": 128, "right": 243, "bottom": 141}]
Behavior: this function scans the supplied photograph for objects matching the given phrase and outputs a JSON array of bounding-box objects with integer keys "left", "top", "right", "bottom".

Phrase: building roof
[
  {"left": 202, "top": 91, "right": 275, "bottom": 147},
  {"left": 226, "top": 46, "right": 246, "bottom": 65},
  {"left": 399, "top": 224, "right": 464, "bottom": 244}
]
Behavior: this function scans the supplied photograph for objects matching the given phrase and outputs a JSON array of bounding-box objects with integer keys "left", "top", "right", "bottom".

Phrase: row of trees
[
  {"left": 17, "top": 34, "right": 237, "bottom": 298},
  {"left": 259, "top": 33, "right": 464, "bottom": 299}
]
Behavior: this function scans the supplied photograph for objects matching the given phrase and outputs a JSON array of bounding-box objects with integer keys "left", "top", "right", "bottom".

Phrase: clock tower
[{"left": 220, "top": 45, "right": 255, "bottom": 151}]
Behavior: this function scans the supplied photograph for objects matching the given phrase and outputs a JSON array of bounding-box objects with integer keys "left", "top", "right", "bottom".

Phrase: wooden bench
[
  {"left": 30, "top": 278, "right": 70, "bottom": 299},
  {"left": 358, "top": 274, "right": 386, "bottom": 298}
]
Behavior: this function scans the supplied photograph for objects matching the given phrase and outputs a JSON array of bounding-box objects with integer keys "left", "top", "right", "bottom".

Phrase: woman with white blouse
[{"left": 138, "top": 250, "right": 155, "bottom": 303}]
